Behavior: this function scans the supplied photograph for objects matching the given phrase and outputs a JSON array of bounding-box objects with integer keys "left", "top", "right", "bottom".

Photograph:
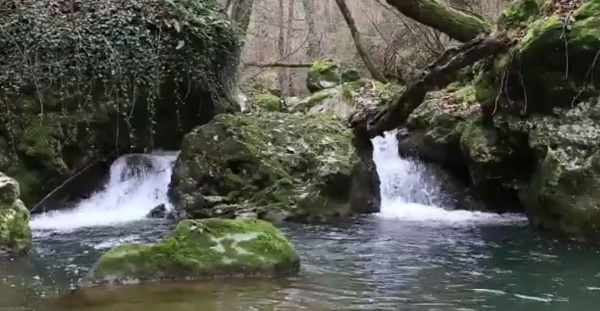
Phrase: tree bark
[
  {"left": 333, "top": 0, "right": 387, "bottom": 83},
  {"left": 222, "top": 0, "right": 255, "bottom": 109},
  {"left": 384, "top": 0, "right": 490, "bottom": 43},
  {"left": 350, "top": 33, "right": 512, "bottom": 138},
  {"left": 244, "top": 62, "right": 313, "bottom": 68},
  {"left": 284, "top": 0, "right": 296, "bottom": 94},
  {"left": 277, "top": 0, "right": 286, "bottom": 91},
  {"left": 301, "top": 0, "right": 320, "bottom": 59}
]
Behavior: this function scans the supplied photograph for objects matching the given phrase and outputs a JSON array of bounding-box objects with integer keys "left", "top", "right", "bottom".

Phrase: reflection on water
[{"left": 5, "top": 217, "right": 600, "bottom": 310}]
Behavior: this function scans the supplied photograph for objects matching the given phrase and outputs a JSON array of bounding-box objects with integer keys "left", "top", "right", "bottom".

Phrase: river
[{"left": 1, "top": 132, "right": 599, "bottom": 310}]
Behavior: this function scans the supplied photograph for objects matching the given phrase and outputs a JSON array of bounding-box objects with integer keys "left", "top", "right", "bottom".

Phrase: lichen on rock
[
  {"left": 398, "top": 83, "right": 479, "bottom": 170},
  {"left": 86, "top": 218, "right": 300, "bottom": 284},
  {"left": 0, "top": 173, "right": 31, "bottom": 256},
  {"left": 169, "top": 111, "right": 380, "bottom": 223},
  {"left": 521, "top": 98, "right": 600, "bottom": 239}
]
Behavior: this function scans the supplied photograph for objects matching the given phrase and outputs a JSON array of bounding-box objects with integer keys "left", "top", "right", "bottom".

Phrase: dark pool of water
[{"left": 3, "top": 216, "right": 600, "bottom": 310}]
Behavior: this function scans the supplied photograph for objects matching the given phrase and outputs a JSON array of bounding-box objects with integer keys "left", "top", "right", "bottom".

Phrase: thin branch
[{"left": 243, "top": 62, "right": 312, "bottom": 68}]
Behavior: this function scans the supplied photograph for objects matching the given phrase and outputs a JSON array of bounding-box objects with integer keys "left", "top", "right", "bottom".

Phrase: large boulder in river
[
  {"left": 169, "top": 111, "right": 380, "bottom": 223},
  {"left": 0, "top": 173, "right": 31, "bottom": 256},
  {"left": 87, "top": 218, "right": 300, "bottom": 284},
  {"left": 0, "top": 0, "right": 239, "bottom": 205}
]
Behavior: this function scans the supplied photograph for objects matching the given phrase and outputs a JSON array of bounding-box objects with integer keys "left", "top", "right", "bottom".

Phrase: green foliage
[{"left": 0, "top": 0, "right": 239, "bottom": 149}]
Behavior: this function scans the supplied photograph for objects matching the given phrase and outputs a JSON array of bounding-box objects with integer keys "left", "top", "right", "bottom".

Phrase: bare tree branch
[
  {"left": 334, "top": 0, "right": 387, "bottom": 83},
  {"left": 244, "top": 62, "right": 313, "bottom": 68}
]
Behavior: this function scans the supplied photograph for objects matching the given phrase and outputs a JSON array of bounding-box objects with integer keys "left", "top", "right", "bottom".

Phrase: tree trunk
[
  {"left": 222, "top": 0, "right": 256, "bottom": 109},
  {"left": 384, "top": 0, "right": 490, "bottom": 43},
  {"left": 350, "top": 33, "right": 512, "bottom": 138},
  {"left": 333, "top": 0, "right": 387, "bottom": 83},
  {"left": 301, "top": 0, "right": 320, "bottom": 59},
  {"left": 284, "top": 0, "right": 296, "bottom": 94},
  {"left": 277, "top": 0, "right": 286, "bottom": 91}
]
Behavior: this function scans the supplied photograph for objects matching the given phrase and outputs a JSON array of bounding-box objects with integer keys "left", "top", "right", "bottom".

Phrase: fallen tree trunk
[
  {"left": 243, "top": 62, "right": 313, "bottom": 68},
  {"left": 384, "top": 0, "right": 491, "bottom": 43},
  {"left": 350, "top": 32, "right": 512, "bottom": 139}
]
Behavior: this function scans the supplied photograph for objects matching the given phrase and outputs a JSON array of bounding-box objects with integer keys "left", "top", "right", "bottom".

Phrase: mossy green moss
[
  {"left": 170, "top": 111, "right": 378, "bottom": 222},
  {"left": 306, "top": 59, "right": 341, "bottom": 92},
  {"left": 0, "top": 199, "right": 31, "bottom": 255},
  {"left": 0, "top": 0, "right": 240, "bottom": 203},
  {"left": 497, "top": 0, "right": 548, "bottom": 31},
  {"left": 88, "top": 218, "right": 300, "bottom": 283},
  {"left": 255, "top": 93, "right": 284, "bottom": 112}
]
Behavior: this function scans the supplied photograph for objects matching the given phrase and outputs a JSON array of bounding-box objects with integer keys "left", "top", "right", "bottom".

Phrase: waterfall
[
  {"left": 372, "top": 131, "right": 522, "bottom": 223},
  {"left": 29, "top": 152, "right": 178, "bottom": 232}
]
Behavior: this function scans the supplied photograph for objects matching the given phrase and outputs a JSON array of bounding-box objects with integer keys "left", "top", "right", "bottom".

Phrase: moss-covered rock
[
  {"left": 169, "top": 112, "right": 380, "bottom": 223},
  {"left": 0, "top": 173, "right": 31, "bottom": 256},
  {"left": 0, "top": 0, "right": 240, "bottom": 205},
  {"left": 398, "top": 84, "right": 479, "bottom": 171},
  {"left": 255, "top": 93, "right": 285, "bottom": 112},
  {"left": 87, "top": 218, "right": 300, "bottom": 284},
  {"left": 291, "top": 79, "right": 399, "bottom": 121},
  {"left": 520, "top": 99, "right": 600, "bottom": 239},
  {"left": 306, "top": 59, "right": 342, "bottom": 93}
]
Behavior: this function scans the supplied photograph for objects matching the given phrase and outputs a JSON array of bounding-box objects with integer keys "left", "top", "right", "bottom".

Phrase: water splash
[
  {"left": 371, "top": 131, "right": 525, "bottom": 224},
  {"left": 29, "top": 152, "right": 178, "bottom": 232}
]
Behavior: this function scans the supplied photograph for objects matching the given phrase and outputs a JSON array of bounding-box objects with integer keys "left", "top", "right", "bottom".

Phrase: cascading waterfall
[
  {"left": 29, "top": 152, "right": 178, "bottom": 232},
  {"left": 371, "top": 131, "right": 522, "bottom": 223},
  {"left": 29, "top": 131, "right": 521, "bottom": 233}
]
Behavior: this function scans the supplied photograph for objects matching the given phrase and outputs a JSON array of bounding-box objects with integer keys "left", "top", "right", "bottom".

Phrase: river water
[{"left": 2, "top": 132, "right": 600, "bottom": 310}]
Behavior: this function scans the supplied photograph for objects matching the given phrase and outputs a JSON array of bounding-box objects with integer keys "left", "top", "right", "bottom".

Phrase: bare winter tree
[
  {"left": 237, "top": 0, "right": 508, "bottom": 96},
  {"left": 333, "top": 0, "right": 387, "bottom": 82}
]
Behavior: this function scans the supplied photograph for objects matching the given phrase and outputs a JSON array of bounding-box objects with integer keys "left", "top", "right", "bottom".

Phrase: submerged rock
[
  {"left": 169, "top": 112, "right": 380, "bottom": 223},
  {"left": 87, "top": 218, "right": 300, "bottom": 284},
  {"left": 147, "top": 204, "right": 167, "bottom": 219},
  {"left": 0, "top": 173, "right": 31, "bottom": 256}
]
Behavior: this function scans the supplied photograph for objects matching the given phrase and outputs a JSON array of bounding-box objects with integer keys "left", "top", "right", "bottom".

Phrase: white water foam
[
  {"left": 29, "top": 152, "right": 178, "bottom": 232},
  {"left": 372, "top": 131, "right": 525, "bottom": 224}
]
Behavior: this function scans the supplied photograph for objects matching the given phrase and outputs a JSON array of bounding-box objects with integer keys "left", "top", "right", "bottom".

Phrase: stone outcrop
[
  {"left": 169, "top": 111, "right": 380, "bottom": 223},
  {"left": 86, "top": 218, "right": 300, "bottom": 284},
  {"left": 0, "top": 173, "right": 31, "bottom": 256},
  {"left": 393, "top": 0, "right": 600, "bottom": 238},
  {"left": 0, "top": 0, "right": 239, "bottom": 205}
]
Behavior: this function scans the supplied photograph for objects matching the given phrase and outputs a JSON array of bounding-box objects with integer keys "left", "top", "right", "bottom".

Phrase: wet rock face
[
  {"left": 87, "top": 218, "right": 300, "bottom": 284},
  {"left": 0, "top": 0, "right": 239, "bottom": 205},
  {"left": 522, "top": 99, "right": 600, "bottom": 239},
  {"left": 169, "top": 112, "right": 380, "bottom": 223},
  {"left": 0, "top": 173, "right": 31, "bottom": 257}
]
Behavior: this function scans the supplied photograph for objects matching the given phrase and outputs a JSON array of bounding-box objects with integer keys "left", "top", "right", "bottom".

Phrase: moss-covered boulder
[
  {"left": 306, "top": 60, "right": 362, "bottom": 93},
  {"left": 398, "top": 84, "right": 479, "bottom": 172},
  {"left": 291, "top": 79, "right": 399, "bottom": 120},
  {"left": 86, "top": 218, "right": 300, "bottom": 284},
  {"left": 169, "top": 112, "right": 380, "bottom": 223},
  {"left": 520, "top": 99, "right": 600, "bottom": 239},
  {"left": 0, "top": 173, "right": 31, "bottom": 256},
  {"left": 306, "top": 59, "right": 341, "bottom": 93},
  {"left": 0, "top": 0, "right": 240, "bottom": 205}
]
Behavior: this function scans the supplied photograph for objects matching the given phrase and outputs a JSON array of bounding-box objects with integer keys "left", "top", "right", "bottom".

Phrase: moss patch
[
  {"left": 306, "top": 59, "right": 342, "bottom": 93},
  {"left": 170, "top": 111, "right": 379, "bottom": 222},
  {"left": 87, "top": 218, "right": 300, "bottom": 284}
]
